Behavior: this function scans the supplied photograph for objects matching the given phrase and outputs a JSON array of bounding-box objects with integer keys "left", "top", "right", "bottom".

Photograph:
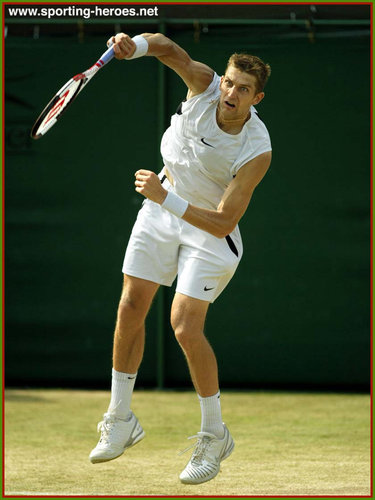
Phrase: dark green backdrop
[{"left": 5, "top": 15, "right": 371, "bottom": 390}]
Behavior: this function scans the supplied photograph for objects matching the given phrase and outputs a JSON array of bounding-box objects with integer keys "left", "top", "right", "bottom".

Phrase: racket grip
[{"left": 97, "top": 46, "right": 115, "bottom": 66}]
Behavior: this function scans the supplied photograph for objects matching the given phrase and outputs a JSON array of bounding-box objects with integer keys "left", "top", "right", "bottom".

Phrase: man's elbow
[{"left": 212, "top": 221, "right": 237, "bottom": 239}]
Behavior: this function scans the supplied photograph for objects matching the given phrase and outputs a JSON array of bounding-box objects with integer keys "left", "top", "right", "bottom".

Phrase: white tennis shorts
[{"left": 122, "top": 198, "right": 243, "bottom": 303}]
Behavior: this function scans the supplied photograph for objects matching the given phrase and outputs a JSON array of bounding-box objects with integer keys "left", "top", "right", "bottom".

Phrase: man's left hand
[{"left": 135, "top": 170, "right": 168, "bottom": 204}]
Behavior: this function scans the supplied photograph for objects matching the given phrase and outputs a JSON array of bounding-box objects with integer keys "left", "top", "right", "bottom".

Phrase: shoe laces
[
  {"left": 179, "top": 432, "right": 217, "bottom": 464},
  {"left": 97, "top": 412, "right": 117, "bottom": 444}
]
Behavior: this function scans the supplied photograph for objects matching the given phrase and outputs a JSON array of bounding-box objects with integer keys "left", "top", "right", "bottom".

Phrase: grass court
[{"left": 4, "top": 389, "right": 371, "bottom": 496}]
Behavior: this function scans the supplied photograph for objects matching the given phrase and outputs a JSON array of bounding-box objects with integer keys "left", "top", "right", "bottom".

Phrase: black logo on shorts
[
  {"left": 201, "top": 138, "right": 214, "bottom": 148},
  {"left": 204, "top": 286, "right": 214, "bottom": 291}
]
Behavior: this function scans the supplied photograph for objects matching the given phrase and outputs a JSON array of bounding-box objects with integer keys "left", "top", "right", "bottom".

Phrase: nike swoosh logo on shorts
[
  {"left": 201, "top": 138, "right": 214, "bottom": 148},
  {"left": 204, "top": 286, "right": 215, "bottom": 291}
]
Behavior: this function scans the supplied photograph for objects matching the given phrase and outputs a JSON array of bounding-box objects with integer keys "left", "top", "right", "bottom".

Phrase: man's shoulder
[
  {"left": 247, "top": 108, "right": 270, "bottom": 136},
  {"left": 186, "top": 72, "right": 221, "bottom": 104},
  {"left": 177, "top": 74, "right": 220, "bottom": 118}
]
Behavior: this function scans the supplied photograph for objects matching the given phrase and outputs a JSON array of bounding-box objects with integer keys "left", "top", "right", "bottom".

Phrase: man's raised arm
[{"left": 109, "top": 32, "right": 214, "bottom": 98}]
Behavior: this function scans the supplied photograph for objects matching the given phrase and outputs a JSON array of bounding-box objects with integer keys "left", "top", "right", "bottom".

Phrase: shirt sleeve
[
  {"left": 231, "top": 111, "right": 272, "bottom": 176},
  {"left": 181, "top": 72, "right": 220, "bottom": 113}
]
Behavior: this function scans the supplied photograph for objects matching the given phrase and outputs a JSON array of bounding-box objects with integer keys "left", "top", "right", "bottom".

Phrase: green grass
[{"left": 4, "top": 389, "right": 371, "bottom": 496}]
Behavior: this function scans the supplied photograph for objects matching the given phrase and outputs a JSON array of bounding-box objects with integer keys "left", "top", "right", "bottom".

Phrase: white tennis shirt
[{"left": 160, "top": 72, "right": 272, "bottom": 210}]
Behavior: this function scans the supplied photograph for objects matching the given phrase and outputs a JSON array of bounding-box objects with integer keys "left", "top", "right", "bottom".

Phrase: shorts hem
[
  {"left": 175, "top": 286, "right": 215, "bottom": 303},
  {"left": 123, "top": 268, "right": 174, "bottom": 287}
]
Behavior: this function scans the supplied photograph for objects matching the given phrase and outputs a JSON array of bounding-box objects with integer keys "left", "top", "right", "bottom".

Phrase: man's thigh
[
  {"left": 119, "top": 274, "right": 160, "bottom": 316},
  {"left": 170, "top": 292, "right": 210, "bottom": 334}
]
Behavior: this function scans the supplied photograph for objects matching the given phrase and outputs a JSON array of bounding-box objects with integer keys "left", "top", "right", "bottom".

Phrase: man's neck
[{"left": 216, "top": 106, "right": 250, "bottom": 135}]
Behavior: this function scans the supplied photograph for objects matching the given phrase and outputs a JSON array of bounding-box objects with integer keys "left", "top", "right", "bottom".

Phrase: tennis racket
[{"left": 31, "top": 44, "right": 115, "bottom": 139}]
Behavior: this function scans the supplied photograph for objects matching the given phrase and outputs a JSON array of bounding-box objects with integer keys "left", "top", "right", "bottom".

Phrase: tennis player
[{"left": 89, "top": 32, "right": 272, "bottom": 485}]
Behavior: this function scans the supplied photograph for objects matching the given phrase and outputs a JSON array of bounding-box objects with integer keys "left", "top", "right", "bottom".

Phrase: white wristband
[
  {"left": 127, "top": 35, "right": 149, "bottom": 59},
  {"left": 162, "top": 191, "right": 189, "bottom": 218}
]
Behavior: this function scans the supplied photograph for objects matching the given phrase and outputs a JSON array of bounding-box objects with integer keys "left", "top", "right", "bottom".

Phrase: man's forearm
[
  {"left": 141, "top": 33, "right": 175, "bottom": 58},
  {"left": 134, "top": 169, "right": 237, "bottom": 239},
  {"left": 181, "top": 204, "right": 236, "bottom": 239}
]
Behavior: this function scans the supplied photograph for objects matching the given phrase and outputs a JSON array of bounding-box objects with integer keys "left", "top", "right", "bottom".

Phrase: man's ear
[{"left": 253, "top": 92, "right": 265, "bottom": 105}]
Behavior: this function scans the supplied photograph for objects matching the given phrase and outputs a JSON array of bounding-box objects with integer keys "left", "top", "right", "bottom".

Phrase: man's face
[{"left": 219, "top": 65, "right": 264, "bottom": 120}]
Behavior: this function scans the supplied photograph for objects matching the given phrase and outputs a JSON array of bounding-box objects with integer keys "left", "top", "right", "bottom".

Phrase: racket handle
[{"left": 97, "top": 46, "right": 115, "bottom": 66}]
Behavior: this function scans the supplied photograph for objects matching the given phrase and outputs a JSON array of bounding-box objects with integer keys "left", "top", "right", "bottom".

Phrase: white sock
[
  {"left": 198, "top": 391, "right": 225, "bottom": 439},
  {"left": 108, "top": 368, "right": 137, "bottom": 420}
]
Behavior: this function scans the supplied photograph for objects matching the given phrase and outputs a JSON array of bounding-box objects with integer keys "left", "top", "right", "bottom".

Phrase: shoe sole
[{"left": 90, "top": 429, "right": 145, "bottom": 464}]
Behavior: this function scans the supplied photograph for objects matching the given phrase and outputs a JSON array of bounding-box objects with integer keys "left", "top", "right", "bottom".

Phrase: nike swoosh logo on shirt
[{"left": 201, "top": 138, "right": 214, "bottom": 148}]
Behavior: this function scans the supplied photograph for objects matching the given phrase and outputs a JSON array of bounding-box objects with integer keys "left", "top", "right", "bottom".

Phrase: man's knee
[
  {"left": 171, "top": 312, "right": 204, "bottom": 353},
  {"left": 171, "top": 304, "right": 187, "bottom": 343},
  {"left": 117, "top": 276, "right": 158, "bottom": 325},
  {"left": 171, "top": 293, "right": 210, "bottom": 351},
  {"left": 173, "top": 324, "right": 203, "bottom": 353},
  {"left": 118, "top": 293, "right": 143, "bottom": 316}
]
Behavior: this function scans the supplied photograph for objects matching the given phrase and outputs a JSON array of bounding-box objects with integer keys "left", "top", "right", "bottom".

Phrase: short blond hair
[{"left": 226, "top": 53, "right": 271, "bottom": 93}]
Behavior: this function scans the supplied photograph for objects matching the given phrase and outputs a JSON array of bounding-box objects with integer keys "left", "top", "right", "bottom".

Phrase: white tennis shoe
[
  {"left": 179, "top": 424, "right": 234, "bottom": 484},
  {"left": 89, "top": 411, "right": 145, "bottom": 463}
]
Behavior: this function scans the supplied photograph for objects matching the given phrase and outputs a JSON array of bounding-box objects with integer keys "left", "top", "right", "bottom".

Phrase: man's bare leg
[
  {"left": 113, "top": 274, "right": 159, "bottom": 373},
  {"left": 171, "top": 292, "right": 234, "bottom": 484},
  {"left": 89, "top": 274, "right": 159, "bottom": 464},
  {"left": 171, "top": 292, "right": 224, "bottom": 437}
]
